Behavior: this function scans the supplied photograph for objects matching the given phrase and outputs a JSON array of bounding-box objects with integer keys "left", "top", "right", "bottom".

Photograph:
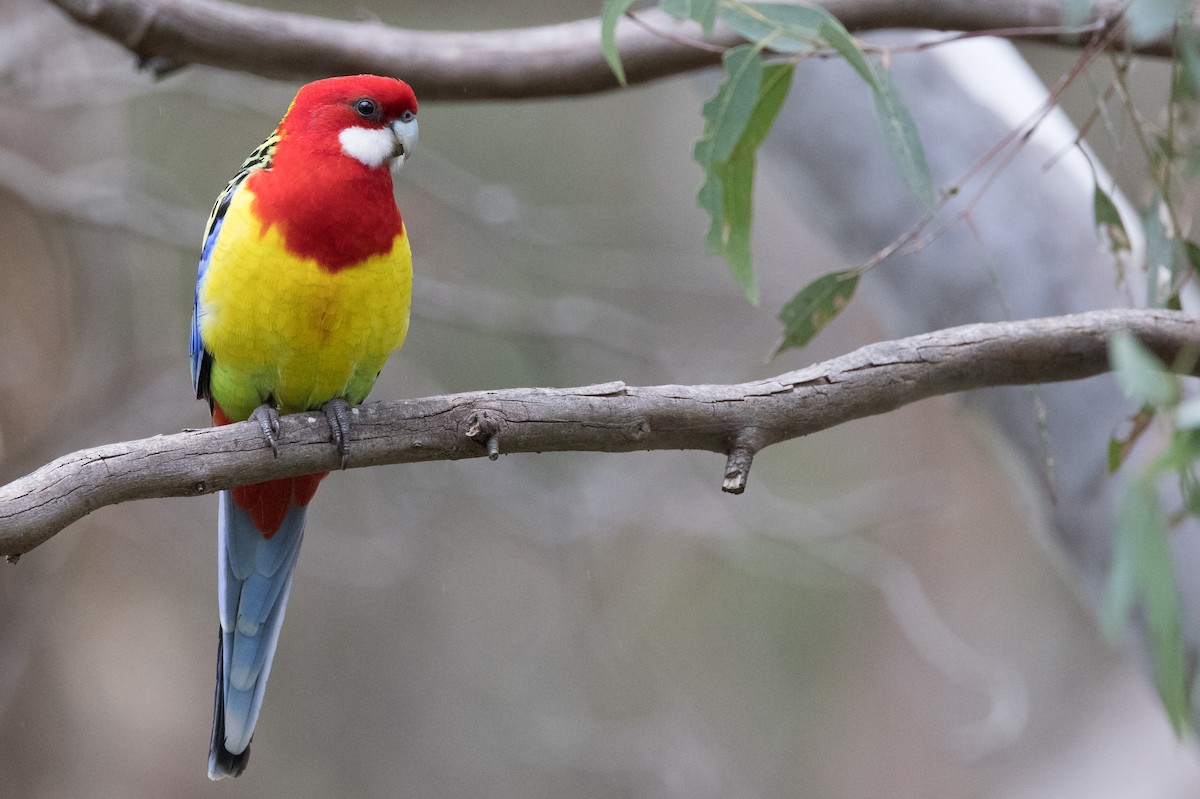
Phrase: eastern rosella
[{"left": 190, "top": 75, "right": 418, "bottom": 780}]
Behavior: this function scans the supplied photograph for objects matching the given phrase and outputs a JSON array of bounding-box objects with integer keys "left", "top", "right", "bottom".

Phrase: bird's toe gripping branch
[
  {"left": 322, "top": 398, "right": 354, "bottom": 468},
  {"left": 250, "top": 404, "right": 282, "bottom": 458}
]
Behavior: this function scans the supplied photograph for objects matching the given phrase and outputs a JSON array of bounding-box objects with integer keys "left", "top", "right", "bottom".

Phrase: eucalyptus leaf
[
  {"left": 1128, "top": 475, "right": 1195, "bottom": 729},
  {"left": 1062, "top": 0, "right": 1094, "bottom": 28},
  {"left": 1177, "top": 30, "right": 1200, "bottom": 101},
  {"left": 1104, "top": 477, "right": 1155, "bottom": 637},
  {"left": 1127, "top": 0, "right": 1190, "bottom": 42},
  {"left": 872, "top": 65, "right": 936, "bottom": 211},
  {"left": 1110, "top": 331, "right": 1181, "bottom": 408},
  {"left": 709, "top": 62, "right": 795, "bottom": 303},
  {"left": 700, "top": 45, "right": 764, "bottom": 165},
  {"left": 1117, "top": 475, "right": 1191, "bottom": 733},
  {"left": 776, "top": 270, "right": 859, "bottom": 352},
  {"left": 599, "top": 0, "right": 638, "bottom": 85},
  {"left": 1093, "top": 183, "right": 1131, "bottom": 252},
  {"left": 661, "top": 0, "right": 719, "bottom": 35},
  {"left": 1184, "top": 239, "right": 1200, "bottom": 279},
  {"left": 1142, "top": 196, "right": 1185, "bottom": 308},
  {"left": 718, "top": 3, "right": 827, "bottom": 56},
  {"left": 1104, "top": 473, "right": 1189, "bottom": 737},
  {"left": 1107, "top": 436, "right": 1124, "bottom": 474},
  {"left": 693, "top": 46, "right": 760, "bottom": 292}
]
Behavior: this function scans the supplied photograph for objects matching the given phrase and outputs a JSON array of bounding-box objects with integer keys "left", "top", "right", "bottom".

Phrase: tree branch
[
  {"left": 2, "top": 308, "right": 1196, "bottom": 558},
  {"left": 45, "top": 0, "right": 1164, "bottom": 99}
]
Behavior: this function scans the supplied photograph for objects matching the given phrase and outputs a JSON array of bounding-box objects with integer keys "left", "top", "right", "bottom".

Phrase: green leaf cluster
[
  {"left": 600, "top": 0, "right": 1200, "bottom": 736},
  {"left": 600, "top": 0, "right": 932, "bottom": 347},
  {"left": 1106, "top": 332, "right": 1200, "bottom": 733},
  {"left": 1139, "top": 194, "right": 1197, "bottom": 309},
  {"left": 1107, "top": 26, "right": 1200, "bottom": 311},
  {"left": 693, "top": 47, "right": 793, "bottom": 304}
]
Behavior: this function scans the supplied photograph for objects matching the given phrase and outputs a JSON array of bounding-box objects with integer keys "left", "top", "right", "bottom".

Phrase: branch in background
[
  {"left": 2, "top": 308, "right": 1195, "bottom": 557},
  {"left": 46, "top": 0, "right": 1168, "bottom": 100}
]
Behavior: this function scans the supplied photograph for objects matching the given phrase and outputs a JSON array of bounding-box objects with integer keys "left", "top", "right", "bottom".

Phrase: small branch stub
[{"left": 722, "top": 443, "right": 756, "bottom": 494}]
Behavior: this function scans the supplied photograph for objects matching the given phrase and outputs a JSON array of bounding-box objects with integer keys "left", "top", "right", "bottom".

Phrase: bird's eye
[
  {"left": 400, "top": 110, "right": 415, "bottom": 123},
  {"left": 354, "top": 98, "right": 378, "bottom": 118}
]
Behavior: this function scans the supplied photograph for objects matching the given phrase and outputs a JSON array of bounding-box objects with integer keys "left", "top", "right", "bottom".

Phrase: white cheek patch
[{"left": 338, "top": 126, "right": 395, "bottom": 169}]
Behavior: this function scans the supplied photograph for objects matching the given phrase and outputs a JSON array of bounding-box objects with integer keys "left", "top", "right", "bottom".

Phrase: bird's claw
[
  {"left": 250, "top": 404, "right": 281, "bottom": 458},
  {"left": 322, "top": 398, "right": 353, "bottom": 468}
]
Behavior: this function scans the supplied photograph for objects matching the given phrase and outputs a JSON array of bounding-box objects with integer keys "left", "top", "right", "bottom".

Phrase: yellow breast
[{"left": 197, "top": 185, "right": 412, "bottom": 420}]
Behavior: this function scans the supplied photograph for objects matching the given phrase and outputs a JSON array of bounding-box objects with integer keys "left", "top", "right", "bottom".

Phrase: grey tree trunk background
[{"left": 771, "top": 34, "right": 1200, "bottom": 715}]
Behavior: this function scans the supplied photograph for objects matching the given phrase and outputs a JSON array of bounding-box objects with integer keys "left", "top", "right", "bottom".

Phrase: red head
[
  {"left": 277, "top": 75, "right": 419, "bottom": 169},
  {"left": 249, "top": 75, "right": 419, "bottom": 270}
]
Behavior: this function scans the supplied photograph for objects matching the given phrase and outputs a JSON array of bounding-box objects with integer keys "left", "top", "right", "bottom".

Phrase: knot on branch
[
  {"left": 622, "top": 418, "right": 651, "bottom": 441},
  {"left": 466, "top": 409, "right": 503, "bottom": 460}
]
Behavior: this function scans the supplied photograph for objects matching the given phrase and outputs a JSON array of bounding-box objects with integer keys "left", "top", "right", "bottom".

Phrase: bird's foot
[
  {"left": 250, "top": 404, "right": 281, "bottom": 458},
  {"left": 322, "top": 398, "right": 353, "bottom": 468}
]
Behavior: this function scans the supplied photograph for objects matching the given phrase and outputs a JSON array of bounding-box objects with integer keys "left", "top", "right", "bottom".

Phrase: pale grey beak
[{"left": 390, "top": 117, "right": 418, "bottom": 165}]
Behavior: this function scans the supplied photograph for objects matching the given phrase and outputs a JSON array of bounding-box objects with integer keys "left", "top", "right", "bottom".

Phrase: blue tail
[{"left": 207, "top": 489, "right": 307, "bottom": 780}]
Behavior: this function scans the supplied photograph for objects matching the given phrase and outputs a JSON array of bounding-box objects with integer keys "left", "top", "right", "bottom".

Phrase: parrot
[{"left": 189, "top": 75, "right": 418, "bottom": 780}]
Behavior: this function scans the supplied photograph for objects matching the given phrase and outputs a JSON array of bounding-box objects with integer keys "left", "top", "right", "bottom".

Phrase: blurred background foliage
[{"left": 2, "top": 1, "right": 1199, "bottom": 797}]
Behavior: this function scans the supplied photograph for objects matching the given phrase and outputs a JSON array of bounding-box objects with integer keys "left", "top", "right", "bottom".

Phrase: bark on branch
[
  {"left": 2, "top": 308, "right": 1196, "bottom": 558},
  {"left": 46, "top": 0, "right": 1163, "bottom": 99}
]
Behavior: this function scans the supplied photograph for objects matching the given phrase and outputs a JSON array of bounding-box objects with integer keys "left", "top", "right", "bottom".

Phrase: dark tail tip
[
  {"left": 208, "top": 742, "right": 250, "bottom": 780},
  {"left": 208, "top": 630, "right": 251, "bottom": 780}
]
